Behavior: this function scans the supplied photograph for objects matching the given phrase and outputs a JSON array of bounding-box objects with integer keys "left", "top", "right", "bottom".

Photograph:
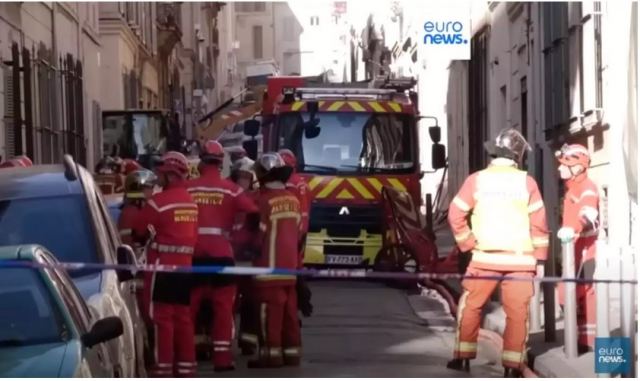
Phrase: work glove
[{"left": 557, "top": 227, "right": 575, "bottom": 242}]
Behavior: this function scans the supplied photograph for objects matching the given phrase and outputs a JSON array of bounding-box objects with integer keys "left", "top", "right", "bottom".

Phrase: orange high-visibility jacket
[
  {"left": 562, "top": 176, "right": 599, "bottom": 240},
  {"left": 448, "top": 159, "right": 549, "bottom": 272}
]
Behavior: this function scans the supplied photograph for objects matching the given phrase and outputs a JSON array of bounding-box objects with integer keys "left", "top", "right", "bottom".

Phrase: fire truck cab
[{"left": 245, "top": 76, "right": 445, "bottom": 268}]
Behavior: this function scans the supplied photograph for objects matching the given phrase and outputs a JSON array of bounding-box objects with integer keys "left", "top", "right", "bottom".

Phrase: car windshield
[
  {"left": 0, "top": 268, "right": 67, "bottom": 346},
  {"left": 102, "top": 113, "right": 168, "bottom": 159},
  {"left": 0, "top": 196, "right": 99, "bottom": 276},
  {"left": 276, "top": 112, "right": 416, "bottom": 174}
]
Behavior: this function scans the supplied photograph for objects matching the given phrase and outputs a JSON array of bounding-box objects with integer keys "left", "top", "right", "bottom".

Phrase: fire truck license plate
[{"left": 325, "top": 255, "right": 361, "bottom": 265}]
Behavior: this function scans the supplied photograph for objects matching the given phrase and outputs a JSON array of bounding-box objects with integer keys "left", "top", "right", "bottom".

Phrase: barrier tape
[{"left": 0, "top": 260, "right": 637, "bottom": 285}]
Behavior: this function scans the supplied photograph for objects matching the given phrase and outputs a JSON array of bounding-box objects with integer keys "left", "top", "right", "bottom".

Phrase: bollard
[
  {"left": 595, "top": 240, "right": 610, "bottom": 377},
  {"left": 558, "top": 228, "right": 578, "bottom": 358},
  {"left": 619, "top": 246, "right": 636, "bottom": 378},
  {"left": 529, "top": 263, "right": 542, "bottom": 332}
]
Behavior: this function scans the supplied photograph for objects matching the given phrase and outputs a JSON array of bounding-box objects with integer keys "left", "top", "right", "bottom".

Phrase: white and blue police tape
[{"left": 0, "top": 260, "right": 636, "bottom": 285}]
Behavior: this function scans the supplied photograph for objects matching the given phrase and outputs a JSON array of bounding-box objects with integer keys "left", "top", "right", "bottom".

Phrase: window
[
  {"left": 252, "top": 25, "right": 263, "bottom": 59},
  {"left": 542, "top": 2, "right": 569, "bottom": 130},
  {"left": 276, "top": 112, "right": 416, "bottom": 174},
  {"left": 0, "top": 268, "right": 68, "bottom": 346},
  {"left": 235, "top": 2, "right": 266, "bottom": 12},
  {"left": 0, "top": 196, "right": 100, "bottom": 276},
  {"left": 468, "top": 28, "right": 489, "bottom": 172},
  {"left": 310, "top": 16, "right": 320, "bottom": 26}
]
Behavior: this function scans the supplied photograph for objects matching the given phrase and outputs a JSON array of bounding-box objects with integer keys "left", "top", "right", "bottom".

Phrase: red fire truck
[{"left": 243, "top": 76, "right": 446, "bottom": 268}]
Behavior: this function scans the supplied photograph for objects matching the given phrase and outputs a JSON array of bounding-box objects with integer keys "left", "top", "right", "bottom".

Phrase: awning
[{"left": 196, "top": 101, "right": 262, "bottom": 141}]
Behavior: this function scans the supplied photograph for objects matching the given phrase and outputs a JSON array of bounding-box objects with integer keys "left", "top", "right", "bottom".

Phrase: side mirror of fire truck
[
  {"left": 243, "top": 119, "right": 260, "bottom": 137},
  {"left": 432, "top": 143, "right": 447, "bottom": 170},
  {"left": 243, "top": 140, "right": 259, "bottom": 160}
]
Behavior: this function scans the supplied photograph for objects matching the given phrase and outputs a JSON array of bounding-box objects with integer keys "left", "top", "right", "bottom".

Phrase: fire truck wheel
[{"left": 374, "top": 245, "right": 419, "bottom": 290}]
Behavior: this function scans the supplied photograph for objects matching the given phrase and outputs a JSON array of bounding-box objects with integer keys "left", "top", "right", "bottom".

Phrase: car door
[
  {"left": 91, "top": 184, "right": 143, "bottom": 376},
  {"left": 37, "top": 252, "right": 112, "bottom": 377},
  {"left": 81, "top": 176, "right": 137, "bottom": 377}
]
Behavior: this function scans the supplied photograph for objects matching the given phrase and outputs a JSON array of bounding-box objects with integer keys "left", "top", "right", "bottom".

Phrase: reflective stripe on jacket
[{"left": 448, "top": 158, "right": 549, "bottom": 272}]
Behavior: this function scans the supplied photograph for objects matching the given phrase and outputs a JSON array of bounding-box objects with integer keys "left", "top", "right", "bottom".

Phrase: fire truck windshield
[{"left": 276, "top": 112, "right": 416, "bottom": 174}]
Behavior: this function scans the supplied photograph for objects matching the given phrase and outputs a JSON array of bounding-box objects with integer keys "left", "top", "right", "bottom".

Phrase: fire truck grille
[{"left": 309, "top": 204, "right": 383, "bottom": 237}]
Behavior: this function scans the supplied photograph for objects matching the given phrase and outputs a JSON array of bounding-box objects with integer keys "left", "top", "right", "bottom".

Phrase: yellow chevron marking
[
  {"left": 336, "top": 189, "right": 354, "bottom": 199},
  {"left": 316, "top": 178, "right": 343, "bottom": 198},
  {"left": 308, "top": 177, "right": 324, "bottom": 191},
  {"left": 388, "top": 102, "right": 402, "bottom": 112},
  {"left": 388, "top": 178, "right": 407, "bottom": 191},
  {"left": 328, "top": 101, "right": 346, "bottom": 111},
  {"left": 319, "top": 101, "right": 326, "bottom": 107},
  {"left": 291, "top": 101, "right": 305, "bottom": 111},
  {"left": 347, "top": 101, "right": 366, "bottom": 112},
  {"left": 368, "top": 101, "right": 385, "bottom": 112},
  {"left": 346, "top": 178, "right": 375, "bottom": 199},
  {"left": 366, "top": 178, "right": 384, "bottom": 193}
]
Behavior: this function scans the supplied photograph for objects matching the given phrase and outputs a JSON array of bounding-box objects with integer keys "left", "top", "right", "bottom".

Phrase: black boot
[
  {"left": 504, "top": 367, "right": 523, "bottom": 378},
  {"left": 446, "top": 358, "right": 470, "bottom": 372}
]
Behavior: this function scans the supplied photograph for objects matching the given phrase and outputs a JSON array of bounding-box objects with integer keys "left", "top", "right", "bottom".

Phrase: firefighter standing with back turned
[
  {"left": 556, "top": 143, "right": 600, "bottom": 351},
  {"left": 446, "top": 128, "right": 549, "bottom": 377},
  {"left": 133, "top": 151, "right": 198, "bottom": 378},
  {"left": 185, "top": 140, "right": 258, "bottom": 371},
  {"left": 278, "top": 148, "right": 314, "bottom": 318},
  {"left": 248, "top": 152, "right": 303, "bottom": 368}
]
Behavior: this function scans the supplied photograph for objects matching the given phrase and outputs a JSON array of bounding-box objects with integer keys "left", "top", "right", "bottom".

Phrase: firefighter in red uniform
[
  {"left": 119, "top": 170, "right": 157, "bottom": 247},
  {"left": 556, "top": 143, "right": 600, "bottom": 350},
  {"left": 229, "top": 157, "right": 261, "bottom": 355},
  {"left": 278, "top": 149, "right": 314, "bottom": 318},
  {"left": 446, "top": 129, "right": 549, "bottom": 377},
  {"left": 186, "top": 140, "right": 258, "bottom": 371},
  {"left": 119, "top": 170, "right": 157, "bottom": 328},
  {"left": 133, "top": 151, "right": 198, "bottom": 377},
  {"left": 247, "top": 152, "right": 303, "bottom": 369}
]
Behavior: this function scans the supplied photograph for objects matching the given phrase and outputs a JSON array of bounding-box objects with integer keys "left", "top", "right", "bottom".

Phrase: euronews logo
[
  {"left": 595, "top": 337, "right": 631, "bottom": 374},
  {"left": 423, "top": 21, "right": 468, "bottom": 45}
]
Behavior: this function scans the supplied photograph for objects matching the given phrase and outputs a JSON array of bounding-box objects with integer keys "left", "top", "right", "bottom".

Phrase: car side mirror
[
  {"left": 243, "top": 140, "right": 259, "bottom": 160},
  {"left": 243, "top": 119, "right": 260, "bottom": 137},
  {"left": 432, "top": 143, "right": 446, "bottom": 170},
  {"left": 116, "top": 245, "right": 136, "bottom": 282},
  {"left": 428, "top": 125, "right": 441, "bottom": 144},
  {"left": 82, "top": 316, "right": 123, "bottom": 348}
]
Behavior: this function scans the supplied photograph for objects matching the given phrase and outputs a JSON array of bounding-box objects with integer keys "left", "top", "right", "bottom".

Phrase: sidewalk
[{"left": 430, "top": 224, "right": 625, "bottom": 378}]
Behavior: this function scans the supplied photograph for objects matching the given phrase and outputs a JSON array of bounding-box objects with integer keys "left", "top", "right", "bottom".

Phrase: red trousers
[
  {"left": 453, "top": 267, "right": 534, "bottom": 370},
  {"left": 253, "top": 283, "right": 302, "bottom": 366},
  {"left": 557, "top": 236, "right": 597, "bottom": 348},
  {"left": 191, "top": 284, "right": 237, "bottom": 367},
  {"left": 238, "top": 277, "right": 258, "bottom": 352},
  {"left": 148, "top": 272, "right": 196, "bottom": 377}
]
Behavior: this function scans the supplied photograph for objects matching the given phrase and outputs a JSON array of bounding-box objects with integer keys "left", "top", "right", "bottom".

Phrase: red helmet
[
  {"left": 156, "top": 151, "right": 189, "bottom": 178},
  {"left": 122, "top": 159, "right": 142, "bottom": 175},
  {"left": 0, "top": 155, "right": 33, "bottom": 168},
  {"left": 200, "top": 140, "right": 225, "bottom": 163},
  {"left": 555, "top": 144, "right": 590, "bottom": 167},
  {"left": 278, "top": 149, "right": 297, "bottom": 168}
]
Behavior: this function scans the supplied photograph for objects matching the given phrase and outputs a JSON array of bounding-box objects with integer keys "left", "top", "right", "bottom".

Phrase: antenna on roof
[{"left": 63, "top": 154, "right": 78, "bottom": 181}]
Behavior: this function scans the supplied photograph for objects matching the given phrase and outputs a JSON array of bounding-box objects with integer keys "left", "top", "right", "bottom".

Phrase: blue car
[
  {"left": 0, "top": 245, "right": 124, "bottom": 377},
  {"left": 0, "top": 156, "right": 146, "bottom": 377}
]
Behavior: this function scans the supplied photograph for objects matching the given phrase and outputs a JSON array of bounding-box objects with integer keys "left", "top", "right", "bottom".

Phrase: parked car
[
  {"left": 0, "top": 245, "right": 124, "bottom": 377},
  {"left": 0, "top": 156, "right": 146, "bottom": 377}
]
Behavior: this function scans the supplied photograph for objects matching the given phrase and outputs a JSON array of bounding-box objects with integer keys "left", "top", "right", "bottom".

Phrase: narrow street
[{"left": 199, "top": 281, "right": 503, "bottom": 377}]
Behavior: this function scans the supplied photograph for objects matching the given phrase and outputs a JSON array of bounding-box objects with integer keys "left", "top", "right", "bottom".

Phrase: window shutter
[{"left": 4, "top": 66, "right": 15, "bottom": 158}]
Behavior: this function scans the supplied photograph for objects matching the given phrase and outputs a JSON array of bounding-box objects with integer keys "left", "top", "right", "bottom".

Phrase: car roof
[
  {"left": 0, "top": 244, "right": 51, "bottom": 261},
  {"left": 0, "top": 165, "right": 86, "bottom": 201}
]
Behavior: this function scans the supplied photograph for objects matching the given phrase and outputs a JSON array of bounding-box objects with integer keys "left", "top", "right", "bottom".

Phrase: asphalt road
[{"left": 199, "top": 280, "right": 503, "bottom": 377}]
